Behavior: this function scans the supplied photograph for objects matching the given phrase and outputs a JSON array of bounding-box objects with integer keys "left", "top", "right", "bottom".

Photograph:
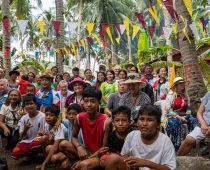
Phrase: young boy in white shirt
[
  {"left": 12, "top": 94, "right": 45, "bottom": 160},
  {"left": 105, "top": 104, "right": 176, "bottom": 170},
  {"left": 36, "top": 104, "right": 67, "bottom": 170}
]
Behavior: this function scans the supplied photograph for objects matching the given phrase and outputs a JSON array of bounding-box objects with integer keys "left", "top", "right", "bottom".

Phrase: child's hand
[
  {"left": 53, "top": 120, "right": 61, "bottom": 131},
  {"left": 124, "top": 156, "right": 146, "bottom": 168},
  {"left": 71, "top": 161, "right": 81, "bottom": 170},
  {"left": 38, "top": 130, "right": 45, "bottom": 136},
  {"left": 24, "top": 120, "right": 32, "bottom": 131},
  {"left": 48, "top": 132, "right": 54, "bottom": 141},
  {"left": 77, "top": 146, "right": 88, "bottom": 160},
  {"left": 36, "top": 164, "right": 45, "bottom": 170},
  {"left": 96, "top": 147, "right": 109, "bottom": 157}
]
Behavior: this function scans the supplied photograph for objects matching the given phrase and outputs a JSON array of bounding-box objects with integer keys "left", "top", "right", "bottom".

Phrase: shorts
[
  {"left": 11, "top": 138, "right": 42, "bottom": 159},
  {"left": 188, "top": 126, "right": 206, "bottom": 144}
]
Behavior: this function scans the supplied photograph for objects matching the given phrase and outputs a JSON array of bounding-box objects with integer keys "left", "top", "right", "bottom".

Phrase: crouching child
[{"left": 36, "top": 104, "right": 67, "bottom": 170}]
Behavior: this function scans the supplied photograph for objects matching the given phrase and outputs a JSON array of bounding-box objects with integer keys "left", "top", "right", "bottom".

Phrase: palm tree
[
  {"left": 55, "top": 0, "right": 64, "bottom": 73},
  {"left": 2, "top": 0, "right": 11, "bottom": 77},
  {"left": 176, "top": 0, "right": 207, "bottom": 114}
]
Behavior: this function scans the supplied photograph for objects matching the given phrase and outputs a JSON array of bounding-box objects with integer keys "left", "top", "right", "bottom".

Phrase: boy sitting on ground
[
  {"left": 104, "top": 104, "right": 176, "bottom": 170},
  {"left": 50, "top": 104, "right": 83, "bottom": 169},
  {"left": 12, "top": 94, "right": 45, "bottom": 160},
  {"left": 36, "top": 104, "right": 67, "bottom": 170},
  {"left": 108, "top": 106, "right": 131, "bottom": 154},
  {"left": 66, "top": 86, "right": 112, "bottom": 170}
]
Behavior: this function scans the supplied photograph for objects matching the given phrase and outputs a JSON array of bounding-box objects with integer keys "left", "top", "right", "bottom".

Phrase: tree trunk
[
  {"left": 86, "top": 40, "right": 90, "bottom": 69},
  {"left": 128, "top": 35, "right": 132, "bottom": 62},
  {"left": 55, "top": 0, "right": 64, "bottom": 73},
  {"left": 76, "top": 0, "right": 84, "bottom": 68},
  {"left": 111, "top": 43, "right": 117, "bottom": 66},
  {"left": 2, "top": 0, "right": 11, "bottom": 78},
  {"left": 176, "top": 0, "right": 207, "bottom": 114}
]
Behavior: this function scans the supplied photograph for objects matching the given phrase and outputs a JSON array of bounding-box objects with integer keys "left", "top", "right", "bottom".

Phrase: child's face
[
  {"left": 113, "top": 113, "right": 130, "bottom": 134},
  {"left": 45, "top": 111, "right": 57, "bottom": 125},
  {"left": 137, "top": 113, "right": 159, "bottom": 138},
  {"left": 83, "top": 97, "right": 99, "bottom": 114},
  {"left": 26, "top": 87, "right": 35, "bottom": 95},
  {"left": 24, "top": 101, "right": 36, "bottom": 113},
  {"left": 66, "top": 109, "right": 78, "bottom": 124}
]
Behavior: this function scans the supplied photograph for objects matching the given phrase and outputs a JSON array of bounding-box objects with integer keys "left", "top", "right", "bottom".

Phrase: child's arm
[
  {"left": 36, "top": 140, "right": 60, "bottom": 170},
  {"left": 72, "top": 115, "right": 88, "bottom": 160},
  {"left": 124, "top": 157, "right": 170, "bottom": 170}
]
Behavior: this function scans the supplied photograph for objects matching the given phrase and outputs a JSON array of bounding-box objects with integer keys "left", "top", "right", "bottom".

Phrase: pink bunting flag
[
  {"left": 148, "top": 26, "right": 155, "bottom": 38},
  {"left": 135, "top": 12, "right": 146, "bottom": 29},
  {"left": 53, "top": 21, "right": 60, "bottom": 35},
  {"left": 163, "top": 0, "right": 179, "bottom": 21},
  {"left": 115, "top": 24, "right": 122, "bottom": 37},
  {"left": 2, "top": 17, "right": 10, "bottom": 33}
]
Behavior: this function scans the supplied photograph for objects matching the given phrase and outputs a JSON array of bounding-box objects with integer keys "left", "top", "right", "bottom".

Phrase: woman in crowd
[
  {"left": 118, "top": 69, "right": 127, "bottom": 80},
  {"left": 0, "top": 89, "right": 22, "bottom": 149},
  {"left": 65, "top": 78, "right": 87, "bottom": 110},
  {"left": 93, "top": 71, "right": 106, "bottom": 90},
  {"left": 34, "top": 75, "right": 41, "bottom": 89},
  {"left": 165, "top": 77, "right": 198, "bottom": 150},
  {"left": 84, "top": 69, "right": 95, "bottom": 85},
  {"left": 8, "top": 70, "right": 20, "bottom": 91},
  {"left": 100, "top": 70, "right": 118, "bottom": 113},
  {"left": 27, "top": 72, "right": 36, "bottom": 83},
  {"left": 55, "top": 74, "right": 63, "bottom": 91},
  {"left": 153, "top": 67, "right": 169, "bottom": 102},
  {"left": 119, "top": 73, "right": 151, "bottom": 121}
]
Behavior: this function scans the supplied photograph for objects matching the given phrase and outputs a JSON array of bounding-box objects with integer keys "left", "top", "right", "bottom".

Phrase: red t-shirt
[
  {"left": 78, "top": 112, "right": 108, "bottom": 154},
  {"left": 19, "top": 80, "right": 30, "bottom": 94}
]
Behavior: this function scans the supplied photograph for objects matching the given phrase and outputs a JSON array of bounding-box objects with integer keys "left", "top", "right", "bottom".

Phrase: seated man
[{"left": 178, "top": 92, "right": 210, "bottom": 156}]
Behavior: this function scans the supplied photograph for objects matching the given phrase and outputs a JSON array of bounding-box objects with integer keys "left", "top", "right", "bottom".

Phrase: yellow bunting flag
[
  {"left": 123, "top": 18, "right": 130, "bottom": 37},
  {"left": 199, "top": 23, "right": 206, "bottom": 38},
  {"left": 106, "top": 26, "right": 114, "bottom": 44},
  {"left": 183, "top": 0, "right": 193, "bottom": 18},
  {"left": 148, "top": 6, "right": 160, "bottom": 26},
  {"left": 116, "top": 38, "right": 120, "bottom": 44},
  {"left": 172, "top": 23, "right": 177, "bottom": 34},
  {"left": 86, "top": 22, "right": 95, "bottom": 35},
  {"left": 92, "top": 33, "right": 101, "bottom": 44},
  {"left": 80, "top": 39, "right": 86, "bottom": 51},
  {"left": 63, "top": 47, "right": 69, "bottom": 56},
  {"left": 180, "top": 15, "right": 191, "bottom": 44},
  {"left": 132, "top": 25, "right": 140, "bottom": 39},
  {"left": 55, "top": 49, "right": 61, "bottom": 57},
  {"left": 71, "top": 43, "right": 76, "bottom": 55},
  {"left": 169, "top": 64, "right": 176, "bottom": 89},
  {"left": 37, "top": 20, "right": 45, "bottom": 36}
]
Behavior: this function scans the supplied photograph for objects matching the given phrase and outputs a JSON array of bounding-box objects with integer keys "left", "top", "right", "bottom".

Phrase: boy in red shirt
[
  {"left": 19, "top": 74, "right": 30, "bottom": 95},
  {"left": 60, "top": 86, "right": 112, "bottom": 169}
]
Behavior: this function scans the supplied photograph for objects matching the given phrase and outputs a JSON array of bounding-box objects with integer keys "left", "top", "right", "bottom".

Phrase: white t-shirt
[
  {"left": 18, "top": 111, "right": 45, "bottom": 143},
  {"left": 44, "top": 123, "right": 67, "bottom": 140},
  {"left": 121, "top": 130, "right": 176, "bottom": 170}
]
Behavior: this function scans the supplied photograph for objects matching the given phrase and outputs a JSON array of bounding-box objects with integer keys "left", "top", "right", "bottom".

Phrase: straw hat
[
  {"left": 125, "top": 61, "right": 135, "bottom": 69},
  {"left": 68, "top": 77, "right": 87, "bottom": 91},
  {"left": 122, "top": 73, "right": 146, "bottom": 88},
  {"left": 40, "top": 72, "right": 54, "bottom": 80},
  {"left": 172, "top": 77, "right": 184, "bottom": 88}
]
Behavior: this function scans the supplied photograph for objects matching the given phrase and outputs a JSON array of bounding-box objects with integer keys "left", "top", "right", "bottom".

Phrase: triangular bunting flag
[
  {"left": 86, "top": 22, "right": 95, "bottom": 35},
  {"left": 123, "top": 18, "right": 130, "bottom": 37},
  {"left": 189, "top": 22, "right": 200, "bottom": 40},
  {"left": 2, "top": 17, "right": 10, "bottom": 33},
  {"left": 148, "top": 6, "right": 160, "bottom": 26},
  {"left": 17, "top": 20, "right": 28, "bottom": 35},
  {"left": 169, "top": 64, "right": 176, "bottom": 89},
  {"left": 68, "top": 22, "right": 78, "bottom": 36},
  {"left": 116, "top": 38, "right": 120, "bottom": 44},
  {"left": 115, "top": 24, "right": 121, "bottom": 38},
  {"left": 163, "top": 0, "right": 179, "bottom": 21},
  {"left": 80, "top": 39, "right": 86, "bottom": 51},
  {"left": 183, "top": 0, "right": 193, "bottom": 18},
  {"left": 71, "top": 43, "right": 76, "bottom": 55},
  {"left": 163, "top": 27, "right": 172, "bottom": 39},
  {"left": 106, "top": 27, "right": 114, "bottom": 44},
  {"left": 37, "top": 20, "right": 45, "bottom": 36},
  {"left": 148, "top": 26, "right": 155, "bottom": 38},
  {"left": 135, "top": 12, "right": 146, "bottom": 29},
  {"left": 120, "top": 24, "right": 126, "bottom": 36},
  {"left": 132, "top": 25, "right": 140, "bottom": 40},
  {"left": 92, "top": 33, "right": 101, "bottom": 44},
  {"left": 53, "top": 21, "right": 60, "bottom": 35}
]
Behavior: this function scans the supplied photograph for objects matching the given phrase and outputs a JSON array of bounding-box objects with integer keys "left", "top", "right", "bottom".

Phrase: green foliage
[
  {"left": 196, "top": 37, "right": 210, "bottom": 50},
  {"left": 199, "top": 56, "right": 210, "bottom": 87}
]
